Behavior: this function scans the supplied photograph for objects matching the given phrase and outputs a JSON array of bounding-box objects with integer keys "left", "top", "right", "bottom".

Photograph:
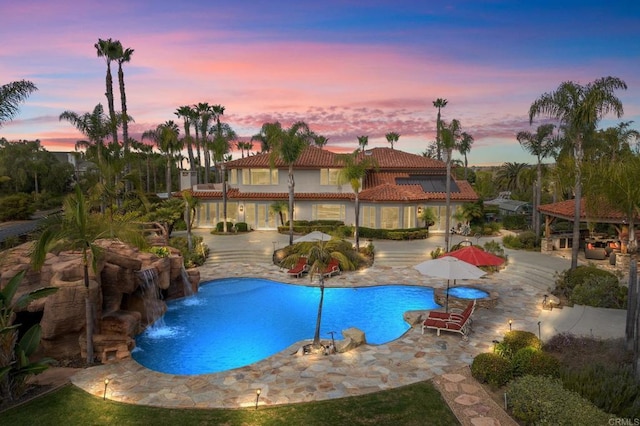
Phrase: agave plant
[{"left": 0, "top": 270, "right": 58, "bottom": 402}]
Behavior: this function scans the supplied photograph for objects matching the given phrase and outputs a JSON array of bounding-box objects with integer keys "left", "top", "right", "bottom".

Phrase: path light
[
  {"left": 538, "top": 321, "right": 541, "bottom": 340},
  {"left": 103, "top": 378, "right": 109, "bottom": 400},
  {"left": 508, "top": 319, "right": 512, "bottom": 331},
  {"left": 255, "top": 388, "right": 261, "bottom": 409}
]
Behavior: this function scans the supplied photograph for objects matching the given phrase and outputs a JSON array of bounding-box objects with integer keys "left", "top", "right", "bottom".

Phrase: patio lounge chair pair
[
  {"left": 286, "top": 257, "right": 309, "bottom": 278},
  {"left": 422, "top": 300, "right": 476, "bottom": 341}
]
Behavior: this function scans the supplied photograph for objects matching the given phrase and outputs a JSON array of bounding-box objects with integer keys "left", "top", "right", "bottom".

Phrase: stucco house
[{"left": 181, "top": 146, "right": 478, "bottom": 232}]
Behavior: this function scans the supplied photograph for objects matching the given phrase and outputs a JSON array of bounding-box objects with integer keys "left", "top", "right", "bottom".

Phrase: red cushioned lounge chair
[
  {"left": 322, "top": 258, "right": 341, "bottom": 278},
  {"left": 421, "top": 300, "right": 476, "bottom": 340},
  {"left": 286, "top": 257, "right": 308, "bottom": 278}
]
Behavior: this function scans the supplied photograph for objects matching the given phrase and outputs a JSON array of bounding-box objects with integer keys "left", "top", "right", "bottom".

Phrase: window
[
  {"left": 381, "top": 207, "right": 399, "bottom": 229},
  {"left": 312, "top": 204, "right": 345, "bottom": 221},
  {"left": 320, "top": 168, "right": 341, "bottom": 186},
  {"left": 229, "top": 169, "right": 237, "bottom": 184},
  {"left": 362, "top": 206, "right": 376, "bottom": 228},
  {"left": 241, "top": 168, "right": 278, "bottom": 185},
  {"left": 403, "top": 206, "right": 415, "bottom": 228}
]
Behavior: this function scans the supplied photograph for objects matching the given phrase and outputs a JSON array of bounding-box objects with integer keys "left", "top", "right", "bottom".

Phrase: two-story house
[{"left": 182, "top": 146, "right": 478, "bottom": 232}]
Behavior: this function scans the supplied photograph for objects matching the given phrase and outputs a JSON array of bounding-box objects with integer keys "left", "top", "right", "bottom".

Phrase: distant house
[
  {"left": 51, "top": 151, "right": 96, "bottom": 177},
  {"left": 485, "top": 192, "right": 532, "bottom": 217},
  {"left": 181, "top": 146, "right": 478, "bottom": 231}
]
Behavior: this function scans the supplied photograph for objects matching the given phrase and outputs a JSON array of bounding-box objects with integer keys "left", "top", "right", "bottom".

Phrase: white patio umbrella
[
  {"left": 414, "top": 256, "right": 486, "bottom": 312},
  {"left": 293, "top": 231, "right": 333, "bottom": 244}
]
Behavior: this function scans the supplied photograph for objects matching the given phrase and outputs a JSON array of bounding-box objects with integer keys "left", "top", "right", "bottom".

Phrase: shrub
[
  {"left": 169, "top": 236, "right": 209, "bottom": 268},
  {"left": 0, "top": 193, "right": 35, "bottom": 221},
  {"left": 512, "top": 347, "right": 561, "bottom": 378},
  {"left": 554, "top": 265, "right": 619, "bottom": 303},
  {"left": 482, "top": 240, "right": 504, "bottom": 257},
  {"left": 502, "top": 330, "right": 542, "bottom": 354},
  {"left": 234, "top": 222, "right": 250, "bottom": 232},
  {"left": 560, "top": 363, "right": 640, "bottom": 418},
  {"left": 214, "top": 221, "right": 235, "bottom": 232},
  {"left": 149, "top": 246, "right": 170, "bottom": 258},
  {"left": 470, "top": 353, "right": 512, "bottom": 388},
  {"left": 430, "top": 247, "right": 445, "bottom": 259},
  {"left": 507, "top": 375, "right": 613, "bottom": 425},
  {"left": 517, "top": 231, "right": 537, "bottom": 249},
  {"left": 502, "top": 215, "right": 528, "bottom": 230},
  {"left": 570, "top": 274, "right": 626, "bottom": 308}
]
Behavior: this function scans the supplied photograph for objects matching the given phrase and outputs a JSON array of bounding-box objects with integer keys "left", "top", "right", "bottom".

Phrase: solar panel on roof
[{"left": 395, "top": 175, "right": 460, "bottom": 193}]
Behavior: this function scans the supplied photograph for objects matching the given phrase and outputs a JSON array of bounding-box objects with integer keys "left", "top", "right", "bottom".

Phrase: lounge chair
[
  {"left": 286, "top": 257, "right": 308, "bottom": 278},
  {"left": 421, "top": 300, "right": 476, "bottom": 340},
  {"left": 322, "top": 258, "right": 341, "bottom": 278}
]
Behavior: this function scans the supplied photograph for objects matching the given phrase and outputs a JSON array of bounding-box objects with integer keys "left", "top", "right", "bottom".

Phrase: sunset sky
[{"left": 2, "top": 0, "right": 639, "bottom": 165}]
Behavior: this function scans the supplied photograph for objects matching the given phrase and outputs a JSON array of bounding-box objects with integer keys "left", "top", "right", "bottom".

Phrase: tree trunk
[
  {"left": 354, "top": 193, "right": 360, "bottom": 251},
  {"left": 166, "top": 156, "right": 172, "bottom": 194},
  {"left": 312, "top": 278, "right": 325, "bottom": 348},
  {"left": 444, "top": 149, "right": 452, "bottom": 252},
  {"left": 534, "top": 161, "right": 541, "bottom": 239},
  {"left": 288, "top": 166, "right": 295, "bottom": 246},
  {"left": 570, "top": 138, "right": 583, "bottom": 270}
]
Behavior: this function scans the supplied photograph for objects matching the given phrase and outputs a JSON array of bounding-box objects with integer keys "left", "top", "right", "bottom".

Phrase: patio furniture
[
  {"left": 286, "top": 257, "right": 308, "bottom": 278},
  {"left": 322, "top": 258, "right": 341, "bottom": 278},
  {"left": 422, "top": 300, "right": 476, "bottom": 340}
]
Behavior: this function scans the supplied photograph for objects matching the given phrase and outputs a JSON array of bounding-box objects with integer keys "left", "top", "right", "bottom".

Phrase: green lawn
[{"left": 2, "top": 381, "right": 458, "bottom": 425}]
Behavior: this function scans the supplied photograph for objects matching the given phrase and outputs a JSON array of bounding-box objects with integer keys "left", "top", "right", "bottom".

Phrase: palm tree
[
  {"left": 529, "top": 76, "right": 627, "bottom": 270},
  {"left": 0, "top": 80, "right": 37, "bottom": 126},
  {"left": 385, "top": 132, "right": 400, "bottom": 150},
  {"left": 95, "top": 38, "right": 120, "bottom": 146},
  {"left": 419, "top": 207, "right": 437, "bottom": 232},
  {"left": 337, "top": 150, "right": 378, "bottom": 251},
  {"left": 313, "top": 134, "right": 329, "bottom": 149},
  {"left": 182, "top": 191, "right": 198, "bottom": 251},
  {"left": 583, "top": 154, "right": 640, "bottom": 371},
  {"left": 357, "top": 135, "right": 368, "bottom": 152},
  {"left": 433, "top": 98, "right": 448, "bottom": 160},
  {"left": 31, "top": 186, "right": 146, "bottom": 364},
  {"left": 517, "top": 124, "right": 556, "bottom": 238},
  {"left": 175, "top": 106, "right": 196, "bottom": 170},
  {"left": 194, "top": 103, "right": 214, "bottom": 183},
  {"left": 495, "top": 162, "right": 529, "bottom": 192},
  {"left": 270, "top": 201, "right": 288, "bottom": 226},
  {"left": 457, "top": 132, "right": 474, "bottom": 180},
  {"left": 114, "top": 42, "right": 134, "bottom": 154},
  {"left": 441, "top": 119, "right": 461, "bottom": 252},
  {"left": 142, "top": 121, "right": 182, "bottom": 194},
  {"left": 210, "top": 122, "right": 237, "bottom": 232},
  {"left": 60, "top": 104, "right": 112, "bottom": 168},
  {"left": 268, "top": 121, "right": 313, "bottom": 245}
]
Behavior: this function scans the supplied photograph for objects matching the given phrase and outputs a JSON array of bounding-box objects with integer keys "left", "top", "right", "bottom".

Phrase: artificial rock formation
[{"left": 0, "top": 239, "right": 200, "bottom": 363}]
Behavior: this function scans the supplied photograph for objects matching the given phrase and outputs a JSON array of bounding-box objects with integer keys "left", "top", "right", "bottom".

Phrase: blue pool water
[
  {"left": 447, "top": 286, "right": 489, "bottom": 299},
  {"left": 132, "top": 278, "right": 440, "bottom": 375}
]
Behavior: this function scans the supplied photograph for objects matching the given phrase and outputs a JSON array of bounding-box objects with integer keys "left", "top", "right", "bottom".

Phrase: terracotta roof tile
[
  {"left": 538, "top": 199, "right": 639, "bottom": 223},
  {"left": 356, "top": 147, "right": 446, "bottom": 170},
  {"left": 227, "top": 145, "right": 337, "bottom": 169}
]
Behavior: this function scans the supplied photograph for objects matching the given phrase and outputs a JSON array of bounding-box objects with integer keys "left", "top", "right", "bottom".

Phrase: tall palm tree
[
  {"left": 495, "top": 162, "right": 529, "bottom": 193},
  {"left": 114, "top": 42, "right": 134, "bottom": 154},
  {"left": 337, "top": 150, "right": 378, "bottom": 251},
  {"left": 529, "top": 76, "right": 627, "bottom": 270},
  {"left": 268, "top": 121, "right": 313, "bottom": 245},
  {"left": 457, "top": 131, "right": 474, "bottom": 180},
  {"left": 385, "top": 132, "right": 400, "bottom": 150},
  {"left": 357, "top": 135, "right": 368, "bottom": 152},
  {"left": 210, "top": 122, "right": 237, "bottom": 232},
  {"left": 517, "top": 124, "right": 556, "bottom": 238},
  {"left": 142, "top": 121, "right": 182, "bottom": 194},
  {"left": 95, "top": 38, "right": 120, "bottom": 147},
  {"left": 433, "top": 98, "right": 448, "bottom": 160},
  {"left": 195, "top": 103, "right": 214, "bottom": 183},
  {"left": 270, "top": 201, "right": 288, "bottom": 226},
  {"left": 0, "top": 80, "right": 37, "bottom": 126},
  {"left": 252, "top": 123, "right": 281, "bottom": 153},
  {"left": 441, "top": 119, "right": 461, "bottom": 252},
  {"left": 175, "top": 105, "right": 196, "bottom": 170},
  {"left": 583, "top": 154, "right": 640, "bottom": 371}
]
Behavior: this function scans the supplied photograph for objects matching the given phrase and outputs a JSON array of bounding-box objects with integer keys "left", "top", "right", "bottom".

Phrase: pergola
[{"left": 538, "top": 199, "right": 637, "bottom": 252}]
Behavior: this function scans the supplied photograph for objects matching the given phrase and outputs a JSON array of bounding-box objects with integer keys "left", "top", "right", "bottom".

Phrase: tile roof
[
  {"left": 226, "top": 145, "right": 338, "bottom": 169},
  {"left": 538, "top": 199, "right": 639, "bottom": 223},
  {"left": 184, "top": 189, "right": 354, "bottom": 202},
  {"left": 356, "top": 147, "right": 446, "bottom": 170},
  {"left": 361, "top": 172, "right": 477, "bottom": 202}
]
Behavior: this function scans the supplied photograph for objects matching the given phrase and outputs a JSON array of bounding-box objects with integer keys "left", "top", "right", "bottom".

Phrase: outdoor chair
[
  {"left": 286, "top": 257, "right": 308, "bottom": 278},
  {"left": 422, "top": 300, "right": 476, "bottom": 340},
  {"left": 322, "top": 258, "right": 341, "bottom": 278}
]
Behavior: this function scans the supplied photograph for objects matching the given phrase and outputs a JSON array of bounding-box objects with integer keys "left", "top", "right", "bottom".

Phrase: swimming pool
[{"left": 132, "top": 277, "right": 440, "bottom": 375}]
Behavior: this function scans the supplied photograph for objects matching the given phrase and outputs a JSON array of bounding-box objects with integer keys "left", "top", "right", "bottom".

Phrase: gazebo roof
[{"left": 538, "top": 199, "right": 638, "bottom": 224}]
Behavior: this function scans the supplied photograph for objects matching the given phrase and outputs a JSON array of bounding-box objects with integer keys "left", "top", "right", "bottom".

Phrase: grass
[{"left": 2, "top": 381, "right": 459, "bottom": 426}]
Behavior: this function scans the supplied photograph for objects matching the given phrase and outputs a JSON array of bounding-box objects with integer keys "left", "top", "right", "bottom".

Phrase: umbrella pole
[{"left": 445, "top": 279, "right": 450, "bottom": 313}]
